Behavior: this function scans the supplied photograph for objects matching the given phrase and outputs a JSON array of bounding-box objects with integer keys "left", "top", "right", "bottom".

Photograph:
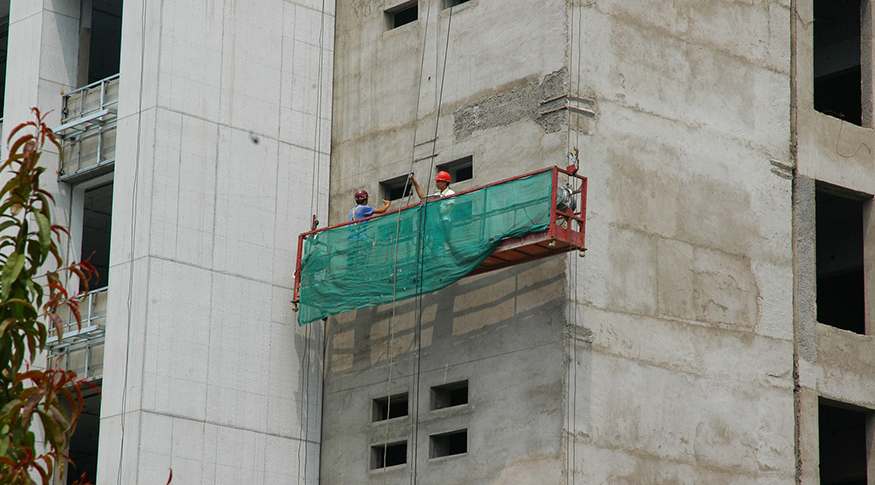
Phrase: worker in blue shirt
[{"left": 349, "top": 189, "right": 390, "bottom": 221}]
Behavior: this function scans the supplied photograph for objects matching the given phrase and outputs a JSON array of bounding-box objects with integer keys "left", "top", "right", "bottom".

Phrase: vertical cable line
[
  {"left": 301, "top": 1, "right": 329, "bottom": 482},
  {"left": 409, "top": 5, "right": 454, "bottom": 484},
  {"left": 118, "top": 0, "right": 150, "bottom": 483}
]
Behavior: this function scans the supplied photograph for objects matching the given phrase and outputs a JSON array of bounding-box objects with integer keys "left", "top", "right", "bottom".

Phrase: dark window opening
[
  {"left": 386, "top": 2, "right": 418, "bottom": 30},
  {"left": 380, "top": 174, "right": 414, "bottom": 202},
  {"left": 814, "top": 0, "right": 863, "bottom": 125},
  {"left": 437, "top": 156, "right": 473, "bottom": 184},
  {"left": 81, "top": 182, "right": 113, "bottom": 291},
  {"left": 66, "top": 384, "right": 101, "bottom": 485},
  {"left": 0, "top": 2, "right": 10, "bottom": 119},
  {"left": 815, "top": 185, "right": 868, "bottom": 334},
  {"left": 819, "top": 400, "right": 870, "bottom": 485},
  {"left": 373, "top": 393, "right": 409, "bottom": 422},
  {"left": 371, "top": 442, "right": 407, "bottom": 469},
  {"left": 444, "top": 0, "right": 472, "bottom": 7},
  {"left": 432, "top": 380, "right": 468, "bottom": 410},
  {"left": 86, "top": 0, "right": 123, "bottom": 84},
  {"left": 430, "top": 430, "right": 467, "bottom": 458}
]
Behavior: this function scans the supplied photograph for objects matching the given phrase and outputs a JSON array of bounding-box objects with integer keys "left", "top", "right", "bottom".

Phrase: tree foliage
[{"left": 0, "top": 108, "right": 95, "bottom": 485}]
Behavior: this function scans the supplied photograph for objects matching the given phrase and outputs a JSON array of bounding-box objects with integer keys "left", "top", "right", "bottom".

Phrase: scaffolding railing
[
  {"left": 293, "top": 165, "right": 587, "bottom": 324},
  {"left": 47, "top": 286, "right": 108, "bottom": 381},
  {"left": 54, "top": 74, "right": 119, "bottom": 182}
]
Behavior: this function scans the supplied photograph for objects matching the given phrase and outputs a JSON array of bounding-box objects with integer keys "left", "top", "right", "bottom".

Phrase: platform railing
[
  {"left": 54, "top": 74, "right": 119, "bottom": 182},
  {"left": 47, "top": 286, "right": 108, "bottom": 381}
]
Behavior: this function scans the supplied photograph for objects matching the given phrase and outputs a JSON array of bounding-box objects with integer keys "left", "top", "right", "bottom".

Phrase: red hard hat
[
  {"left": 354, "top": 189, "right": 368, "bottom": 202},
  {"left": 435, "top": 171, "right": 451, "bottom": 183}
]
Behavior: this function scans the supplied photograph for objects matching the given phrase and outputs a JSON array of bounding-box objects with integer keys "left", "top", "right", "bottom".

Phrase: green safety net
[{"left": 298, "top": 170, "right": 553, "bottom": 324}]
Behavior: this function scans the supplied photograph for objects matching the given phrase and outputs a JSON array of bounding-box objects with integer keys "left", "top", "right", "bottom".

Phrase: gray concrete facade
[{"left": 325, "top": 0, "right": 801, "bottom": 483}]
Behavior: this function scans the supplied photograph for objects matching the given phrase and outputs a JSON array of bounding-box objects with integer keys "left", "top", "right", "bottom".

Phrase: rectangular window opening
[
  {"left": 819, "top": 399, "right": 870, "bottom": 485},
  {"left": 65, "top": 384, "right": 101, "bottom": 485},
  {"left": 436, "top": 156, "right": 473, "bottom": 184},
  {"left": 431, "top": 380, "right": 468, "bottom": 410},
  {"left": 444, "top": 0, "right": 472, "bottom": 8},
  {"left": 430, "top": 429, "right": 467, "bottom": 458},
  {"left": 371, "top": 441, "right": 407, "bottom": 469},
  {"left": 386, "top": 1, "right": 418, "bottom": 30},
  {"left": 380, "top": 174, "right": 415, "bottom": 202},
  {"left": 80, "top": 0, "right": 123, "bottom": 84},
  {"left": 373, "top": 393, "right": 409, "bottom": 422},
  {"left": 81, "top": 182, "right": 113, "bottom": 291},
  {"left": 815, "top": 183, "right": 869, "bottom": 334},
  {"left": 0, "top": 2, "right": 10, "bottom": 118},
  {"left": 814, "top": 0, "right": 864, "bottom": 125}
]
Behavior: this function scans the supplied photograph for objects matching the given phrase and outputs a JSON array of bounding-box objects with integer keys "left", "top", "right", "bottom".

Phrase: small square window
[
  {"left": 436, "top": 156, "right": 473, "bottom": 184},
  {"left": 430, "top": 430, "right": 467, "bottom": 458},
  {"left": 371, "top": 441, "right": 407, "bottom": 469},
  {"left": 386, "top": 1, "right": 418, "bottom": 30},
  {"left": 431, "top": 380, "right": 468, "bottom": 410},
  {"left": 373, "top": 393, "right": 409, "bottom": 422},
  {"left": 444, "top": 0, "right": 471, "bottom": 8},
  {"left": 380, "top": 174, "right": 415, "bottom": 202}
]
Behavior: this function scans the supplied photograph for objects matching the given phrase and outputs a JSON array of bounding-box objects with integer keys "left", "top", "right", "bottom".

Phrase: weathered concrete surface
[
  {"left": 791, "top": 0, "right": 875, "bottom": 481},
  {"left": 565, "top": 0, "right": 796, "bottom": 482},
  {"left": 329, "top": 0, "right": 802, "bottom": 482}
]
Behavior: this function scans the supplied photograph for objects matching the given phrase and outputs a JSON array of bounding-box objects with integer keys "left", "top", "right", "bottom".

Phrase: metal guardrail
[
  {"left": 54, "top": 74, "right": 119, "bottom": 182},
  {"left": 47, "top": 286, "right": 108, "bottom": 381}
]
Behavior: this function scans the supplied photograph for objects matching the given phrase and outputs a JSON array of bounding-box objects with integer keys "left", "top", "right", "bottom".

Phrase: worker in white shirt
[{"left": 411, "top": 171, "right": 455, "bottom": 200}]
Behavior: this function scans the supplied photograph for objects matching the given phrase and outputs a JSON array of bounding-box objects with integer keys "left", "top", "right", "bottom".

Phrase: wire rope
[{"left": 299, "top": 0, "right": 329, "bottom": 482}]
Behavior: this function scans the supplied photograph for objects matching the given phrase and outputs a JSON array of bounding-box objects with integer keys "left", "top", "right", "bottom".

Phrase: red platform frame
[{"left": 292, "top": 166, "right": 587, "bottom": 305}]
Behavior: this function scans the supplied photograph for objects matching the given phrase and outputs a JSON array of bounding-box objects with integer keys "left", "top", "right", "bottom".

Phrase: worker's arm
[
  {"left": 374, "top": 199, "right": 391, "bottom": 214},
  {"left": 411, "top": 176, "right": 426, "bottom": 199}
]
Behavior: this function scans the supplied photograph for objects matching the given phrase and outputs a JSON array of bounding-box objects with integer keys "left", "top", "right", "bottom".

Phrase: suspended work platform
[{"left": 293, "top": 165, "right": 587, "bottom": 324}]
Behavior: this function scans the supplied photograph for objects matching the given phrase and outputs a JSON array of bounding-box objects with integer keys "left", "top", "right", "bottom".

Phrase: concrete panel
[
  {"left": 157, "top": 0, "right": 224, "bottom": 120},
  {"left": 100, "top": 258, "right": 150, "bottom": 418},
  {"left": 213, "top": 125, "right": 279, "bottom": 282},
  {"left": 815, "top": 323, "right": 875, "bottom": 408},
  {"left": 38, "top": 11, "right": 79, "bottom": 86},
  {"left": 141, "top": 259, "right": 212, "bottom": 420},
  {"left": 218, "top": 0, "right": 283, "bottom": 138},
  {"left": 111, "top": 109, "right": 157, "bottom": 265},
  {"left": 117, "top": 0, "right": 162, "bottom": 118}
]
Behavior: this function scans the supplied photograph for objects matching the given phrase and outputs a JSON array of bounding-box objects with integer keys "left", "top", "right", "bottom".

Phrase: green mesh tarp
[{"left": 298, "top": 170, "right": 553, "bottom": 324}]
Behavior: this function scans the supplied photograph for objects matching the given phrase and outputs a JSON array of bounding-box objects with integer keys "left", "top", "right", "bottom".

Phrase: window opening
[
  {"left": 814, "top": 0, "right": 864, "bottom": 125},
  {"left": 380, "top": 174, "right": 414, "bottom": 202},
  {"left": 65, "top": 384, "right": 101, "bottom": 484},
  {"left": 815, "top": 184, "right": 868, "bottom": 334},
  {"left": 386, "top": 1, "right": 418, "bottom": 30},
  {"left": 373, "top": 393, "right": 409, "bottom": 421},
  {"left": 431, "top": 380, "right": 468, "bottom": 410},
  {"left": 444, "top": 0, "right": 471, "bottom": 8},
  {"left": 85, "top": 0, "right": 123, "bottom": 84},
  {"left": 371, "top": 442, "right": 407, "bottom": 469},
  {"left": 81, "top": 182, "right": 113, "bottom": 291},
  {"left": 430, "top": 430, "right": 467, "bottom": 458},
  {"left": 437, "top": 156, "right": 473, "bottom": 184},
  {"left": 0, "top": 2, "right": 9, "bottom": 118},
  {"left": 819, "top": 399, "right": 870, "bottom": 485}
]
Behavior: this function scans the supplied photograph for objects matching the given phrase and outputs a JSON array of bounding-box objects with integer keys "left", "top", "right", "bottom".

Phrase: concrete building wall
[
  {"left": 324, "top": 0, "right": 573, "bottom": 483},
  {"left": 327, "top": 0, "right": 800, "bottom": 483},
  {"left": 89, "top": 1, "right": 333, "bottom": 484},
  {"left": 792, "top": 0, "right": 875, "bottom": 482},
  {"left": 565, "top": 0, "right": 796, "bottom": 482}
]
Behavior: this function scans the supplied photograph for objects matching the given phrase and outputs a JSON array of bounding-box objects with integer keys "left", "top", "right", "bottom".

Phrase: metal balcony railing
[
  {"left": 54, "top": 74, "right": 119, "bottom": 183},
  {"left": 47, "top": 286, "right": 108, "bottom": 381}
]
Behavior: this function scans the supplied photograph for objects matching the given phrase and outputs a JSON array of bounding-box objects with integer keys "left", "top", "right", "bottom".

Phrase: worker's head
[
  {"left": 435, "top": 171, "right": 451, "bottom": 190},
  {"left": 354, "top": 189, "right": 368, "bottom": 205}
]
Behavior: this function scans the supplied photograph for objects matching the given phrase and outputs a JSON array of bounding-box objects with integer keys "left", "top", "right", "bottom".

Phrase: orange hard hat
[{"left": 435, "top": 171, "right": 451, "bottom": 183}]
